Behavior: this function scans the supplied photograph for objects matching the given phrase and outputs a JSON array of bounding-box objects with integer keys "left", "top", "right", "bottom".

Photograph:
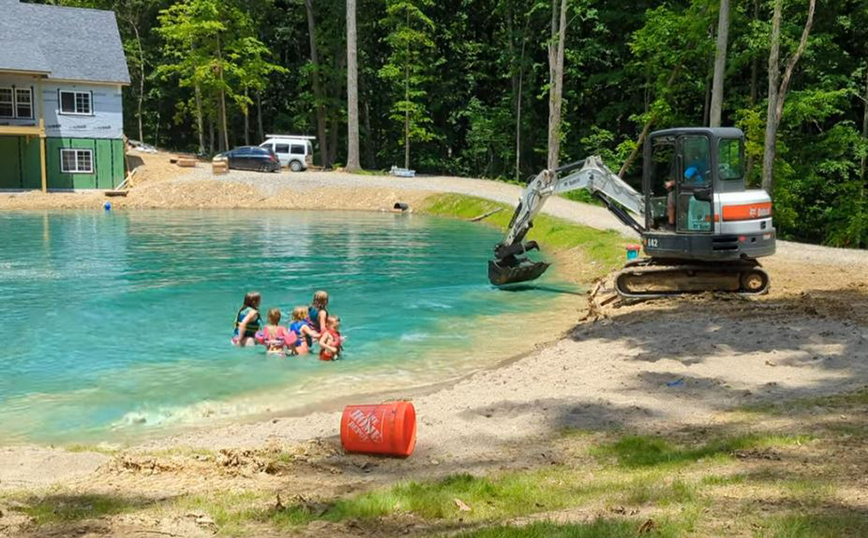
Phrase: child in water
[
  {"left": 307, "top": 290, "right": 329, "bottom": 333},
  {"left": 233, "top": 292, "right": 262, "bottom": 347},
  {"left": 319, "top": 315, "right": 343, "bottom": 361},
  {"left": 288, "top": 306, "right": 320, "bottom": 355},
  {"left": 255, "top": 308, "right": 297, "bottom": 356}
]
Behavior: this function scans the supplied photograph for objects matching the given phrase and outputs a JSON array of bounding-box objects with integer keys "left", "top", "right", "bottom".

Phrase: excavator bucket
[{"left": 488, "top": 259, "right": 550, "bottom": 286}]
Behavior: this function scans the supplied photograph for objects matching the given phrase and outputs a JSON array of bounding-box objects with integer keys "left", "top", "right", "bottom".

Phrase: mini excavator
[{"left": 489, "top": 127, "right": 776, "bottom": 298}]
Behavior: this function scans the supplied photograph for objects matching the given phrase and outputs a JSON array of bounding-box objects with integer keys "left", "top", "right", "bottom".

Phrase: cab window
[
  {"left": 718, "top": 138, "right": 744, "bottom": 180},
  {"left": 680, "top": 135, "right": 711, "bottom": 188},
  {"left": 275, "top": 144, "right": 290, "bottom": 154}
]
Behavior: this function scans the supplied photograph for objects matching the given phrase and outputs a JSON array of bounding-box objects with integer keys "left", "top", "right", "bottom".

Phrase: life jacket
[
  {"left": 319, "top": 328, "right": 342, "bottom": 361},
  {"left": 289, "top": 320, "right": 310, "bottom": 347},
  {"left": 307, "top": 306, "right": 329, "bottom": 332},
  {"left": 255, "top": 325, "right": 297, "bottom": 350},
  {"left": 234, "top": 307, "right": 261, "bottom": 338}
]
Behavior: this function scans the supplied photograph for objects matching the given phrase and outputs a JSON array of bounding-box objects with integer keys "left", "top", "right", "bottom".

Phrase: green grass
[
  {"left": 752, "top": 512, "right": 868, "bottom": 538},
  {"left": 420, "top": 193, "right": 628, "bottom": 271},
  {"left": 17, "top": 493, "right": 152, "bottom": 525},
  {"left": 454, "top": 518, "right": 683, "bottom": 538},
  {"left": 62, "top": 444, "right": 121, "bottom": 456},
  {"left": 591, "top": 434, "right": 813, "bottom": 469}
]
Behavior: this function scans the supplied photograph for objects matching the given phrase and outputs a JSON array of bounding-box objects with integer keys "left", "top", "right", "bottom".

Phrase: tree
[
  {"left": 346, "top": 0, "right": 361, "bottom": 171},
  {"left": 709, "top": 0, "right": 729, "bottom": 127},
  {"left": 304, "top": 0, "right": 329, "bottom": 167},
  {"left": 761, "top": 0, "right": 816, "bottom": 194},
  {"left": 547, "top": 0, "right": 568, "bottom": 171},
  {"left": 379, "top": 0, "right": 437, "bottom": 169}
]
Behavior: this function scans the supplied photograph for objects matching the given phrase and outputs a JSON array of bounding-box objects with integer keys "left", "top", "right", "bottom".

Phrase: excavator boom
[{"left": 490, "top": 156, "right": 643, "bottom": 286}]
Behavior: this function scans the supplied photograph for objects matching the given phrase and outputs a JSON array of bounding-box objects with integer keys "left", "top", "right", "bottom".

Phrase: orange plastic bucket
[{"left": 340, "top": 401, "right": 417, "bottom": 458}]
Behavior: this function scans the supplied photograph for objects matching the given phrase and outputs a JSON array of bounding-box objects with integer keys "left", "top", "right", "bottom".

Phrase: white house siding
[
  {"left": 42, "top": 82, "right": 124, "bottom": 139},
  {"left": 0, "top": 76, "right": 124, "bottom": 140}
]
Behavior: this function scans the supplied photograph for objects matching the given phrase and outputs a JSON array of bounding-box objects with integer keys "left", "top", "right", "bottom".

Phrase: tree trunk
[
  {"left": 514, "top": 13, "right": 529, "bottom": 182},
  {"left": 194, "top": 83, "right": 205, "bottom": 155},
  {"left": 762, "top": 0, "right": 816, "bottom": 194},
  {"left": 216, "top": 33, "right": 229, "bottom": 152},
  {"left": 547, "top": 0, "right": 568, "bottom": 172},
  {"left": 861, "top": 68, "right": 867, "bottom": 182},
  {"left": 703, "top": 47, "right": 713, "bottom": 127},
  {"left": 257, "top": 91, "right": 264, "bottom": 142},
  {"left": 709, "top": 0, "right": 729, "bottom": 127},
  {"left": 363, "top": 99, "right": 375, "bottom": 168},
  {"left": 329, "top": 116, "right": 339, "bottom": 167},
  {"left": 243, "top": 93, "right": 250, "bottom": 146},
  {"left": 404, "top": 61, "right": 410, "bottom": 169},
  {"left": 746, "top": 0, "right": 759, "bottom": 179},
  {"left": 304, "top": 0, "right": 329, "bottom": 168},
  {"left": 130, "top": 21, "right": 145, "bottom": 143},
  {"left": 346, "top": 0, "right": 361, "bottom": 171},
  {"left": 209, "top": 115, "right": 214, "bottom": 155}
]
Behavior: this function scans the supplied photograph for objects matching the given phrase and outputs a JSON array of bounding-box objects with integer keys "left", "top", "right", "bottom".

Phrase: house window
[
  {"left": 0, "top": 87, "right": 34, "bottom": 118},
  {"left": 60, "top": 149, "right": 94, "bottom": 174},
  {"left": 59, "top": 90, "right": 92, "bottom": 115},
  {"left": 15, "top": 88, "right": 32, "bottom": 118},
  {"left": 0, "top": 88, "right": 13, "bottom": 117}
]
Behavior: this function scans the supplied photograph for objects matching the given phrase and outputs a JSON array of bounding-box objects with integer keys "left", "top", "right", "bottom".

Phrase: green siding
[
  {"left": 46, "top": 138, "right": 125, "bottom": 189},
  {"left": 0, "top": 137, "right": 21, "bottom": 189},
  {"left": 20, "top": 137, "right": 42, "bottom": 189}
]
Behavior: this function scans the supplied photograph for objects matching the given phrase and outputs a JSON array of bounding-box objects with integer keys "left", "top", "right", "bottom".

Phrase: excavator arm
[{"left": 489, "top": 156, "right": 645, "bottom": 286}]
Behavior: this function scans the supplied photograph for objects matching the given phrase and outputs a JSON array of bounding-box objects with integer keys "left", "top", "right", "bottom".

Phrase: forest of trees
[{"left": 32, "top": 0, "right": 868, "bottom": 248}]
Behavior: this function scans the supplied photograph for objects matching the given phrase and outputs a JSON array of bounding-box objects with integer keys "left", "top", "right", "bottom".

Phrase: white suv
[{"left": 260, "top": 135, "right": 314, "bottom": 171}]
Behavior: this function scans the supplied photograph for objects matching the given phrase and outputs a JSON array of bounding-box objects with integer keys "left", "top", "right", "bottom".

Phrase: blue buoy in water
[{"left": 104, "top": 202, "right": 112, "bottom": 211}]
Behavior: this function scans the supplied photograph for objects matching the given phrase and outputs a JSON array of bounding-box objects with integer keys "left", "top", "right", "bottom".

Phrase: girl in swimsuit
[
  {"left": 307, "top": 290, "right": 330, "bottom": 334},
  {"left": 256, "top": 308, "right": 297, "bottom": 356},
  {"left": 319, "top": 315, "right": 343, "bottom": 361},
  {"left": 233, "top": 292, "right": 262, "bottom": 347},
  {"left": 288, "top": 306, "right": 319, "bottom": 355}
]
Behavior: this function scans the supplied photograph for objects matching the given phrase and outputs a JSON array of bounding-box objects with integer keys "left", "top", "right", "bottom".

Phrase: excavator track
[{"left": 614, "top": 258, "right": 769, "bottom": 299}]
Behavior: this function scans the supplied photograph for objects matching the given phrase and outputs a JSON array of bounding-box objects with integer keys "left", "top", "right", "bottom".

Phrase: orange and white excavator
[{"left": 489, "top": 127, "right": 776, "bottom": 298}]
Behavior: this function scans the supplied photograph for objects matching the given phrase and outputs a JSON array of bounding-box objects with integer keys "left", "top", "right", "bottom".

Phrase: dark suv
[{"left": 220, "top": 146, "right": 281, "bottom": 172}]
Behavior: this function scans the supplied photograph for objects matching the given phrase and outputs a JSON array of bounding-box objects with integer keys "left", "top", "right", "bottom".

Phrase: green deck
[{"left": 0, "top": 136, "right": 125, "bottom": 190}]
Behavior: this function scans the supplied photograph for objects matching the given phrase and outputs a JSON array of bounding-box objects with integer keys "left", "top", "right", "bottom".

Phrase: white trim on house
[
  {"left": 59, "top": 148, "right": 94, "bottom": 174},
  {"left": 58, "top": 89, "right": 93, "bottom": 116},
  {"left": 0, "top": 85, "right": 33, "bottom": 119}
]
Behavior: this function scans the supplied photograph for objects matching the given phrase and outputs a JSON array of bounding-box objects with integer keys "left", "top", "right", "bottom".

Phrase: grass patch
[
  {"left": 591, "top": 434, "right": 813, "bottom": 469},
  {"left": 741, "top": 388, "right": 868, "bottom": 417},
  {"left": 752, "top": 512, "right": 868, "bottom": 538},
  {"left": 454, "top": 518, "right": 682, "bottom": 538},
  {"left": 18, "top": 493, "right": 150, "bottom": 525},
  {"left": 420, "top": 193, "right": 628, "bottom": 271},
  {"left": 172, "top": 491, "right": 265, "bottom": 536},
  {"left": 62, "top": 444, "right": 121, "bottom": 456}
]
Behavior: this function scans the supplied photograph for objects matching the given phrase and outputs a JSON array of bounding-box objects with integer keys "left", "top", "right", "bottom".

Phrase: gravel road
[
  {"left": 189, "top": 167, "right": 868, "bottom": 267},
  {"left": 187, "top": 167, "right": 630, "bottom": 233}
]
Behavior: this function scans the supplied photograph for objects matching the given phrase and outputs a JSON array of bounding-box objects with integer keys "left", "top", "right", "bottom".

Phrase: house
[{"left": 0, "top": 0, "right": 130, "bottom": 191}]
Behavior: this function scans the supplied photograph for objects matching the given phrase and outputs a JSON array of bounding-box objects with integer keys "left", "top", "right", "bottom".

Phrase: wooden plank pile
[{"left": 212, "top": 158, "right": 229, "bottom": 175}]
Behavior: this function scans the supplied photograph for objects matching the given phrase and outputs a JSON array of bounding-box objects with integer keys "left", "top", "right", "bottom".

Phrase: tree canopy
[{"left": 31, "top": 0, "right": 868, "bottom": 248}]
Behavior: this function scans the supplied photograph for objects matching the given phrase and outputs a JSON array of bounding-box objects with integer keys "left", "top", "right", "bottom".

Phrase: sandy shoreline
[{"left": 1, "top": 157, "right": 868, "bottom": 538}]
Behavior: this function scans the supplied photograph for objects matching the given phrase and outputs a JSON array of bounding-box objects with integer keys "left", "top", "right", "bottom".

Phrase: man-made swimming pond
[{"left": 0, "top": 210, "right": 573, "bottom": 444}]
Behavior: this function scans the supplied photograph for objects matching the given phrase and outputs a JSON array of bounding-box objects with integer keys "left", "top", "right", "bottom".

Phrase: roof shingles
[{"left": 0, "top": 1, "right": 130, "bottom": 84}]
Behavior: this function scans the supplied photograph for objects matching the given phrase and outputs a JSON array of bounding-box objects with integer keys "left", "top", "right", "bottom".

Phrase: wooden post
[
  {"left": 39, "top": 118, "right": 47, "bottom": 193},
  {"left": 37, "top": 78, "right": 47, "bottom": 193}
]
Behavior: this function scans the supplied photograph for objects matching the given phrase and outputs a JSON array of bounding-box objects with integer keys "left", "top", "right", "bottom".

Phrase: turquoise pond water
[{"left": 0, "top": 210, "right": 568, "bottom": 444}]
